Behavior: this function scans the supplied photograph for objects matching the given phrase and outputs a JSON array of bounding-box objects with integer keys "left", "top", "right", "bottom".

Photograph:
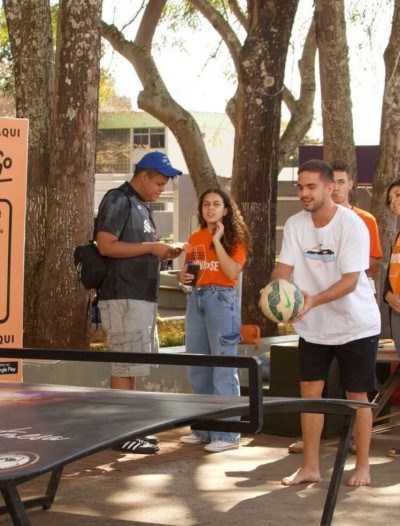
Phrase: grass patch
[{"left": 157, "top": 316, "right": 185, "bottom": 347}]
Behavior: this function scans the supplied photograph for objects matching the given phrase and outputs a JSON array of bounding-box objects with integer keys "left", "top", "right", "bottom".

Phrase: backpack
[
  {"left": 73, "top": 185, "right": 132, "bottom": 291},
  {"left": 73, "top": 241, "right": 107, "bottom": 290}
]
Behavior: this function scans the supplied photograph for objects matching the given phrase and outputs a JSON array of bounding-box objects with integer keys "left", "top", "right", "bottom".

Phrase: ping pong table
[{"left": 0, "top": 347, "right": 374, "bottom": 526}]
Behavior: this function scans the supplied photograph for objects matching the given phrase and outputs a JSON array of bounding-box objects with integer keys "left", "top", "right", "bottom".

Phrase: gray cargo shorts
[{"left": 98, "top": 299, "right": 159, "bottom": 377}]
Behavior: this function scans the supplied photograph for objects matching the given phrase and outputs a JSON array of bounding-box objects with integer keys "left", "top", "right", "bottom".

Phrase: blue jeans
[{"left": 185, "top": 285, "right": 242, "bottom": 443}]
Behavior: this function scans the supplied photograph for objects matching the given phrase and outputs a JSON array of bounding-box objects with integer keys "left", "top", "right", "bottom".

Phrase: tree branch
[
  {"left": 135, "top": 0, "right": 164, "bottom": 46},
  {"left": 228, "top": 0, "right": 248, "bottom": 31},
  {"left": 188, "top": 0, "right": 242, "bottom": 73},
  {"left": 279, "top": 16, "right": 317, "bottom": 168}
]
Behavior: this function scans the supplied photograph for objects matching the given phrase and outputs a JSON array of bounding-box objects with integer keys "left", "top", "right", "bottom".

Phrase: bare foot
[
  {"left": 281, "top": 467, "right": 322, "bottom": 486},
  {"left": 347, "top": 467, "right": 370, "bottom": 487}
]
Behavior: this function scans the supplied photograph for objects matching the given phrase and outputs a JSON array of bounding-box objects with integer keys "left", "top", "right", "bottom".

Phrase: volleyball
[{"left": 259, "top": 279, "right": 304, "bottom": 323}]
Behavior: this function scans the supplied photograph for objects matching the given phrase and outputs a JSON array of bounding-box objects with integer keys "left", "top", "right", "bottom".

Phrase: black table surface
[{"left": 0, "top": 382, "right": 252, "bottom": 483}]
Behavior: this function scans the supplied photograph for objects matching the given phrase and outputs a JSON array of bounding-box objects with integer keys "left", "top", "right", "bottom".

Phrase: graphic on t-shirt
[
  {"left": 143, "top": 218, "right": 155, "bottom": 235},
  {"left": 187, "top": 231, "right": 245, "bottom": 287},
  {"left": 304, "top": 242, "right": 335, "bottom": 263},
  {"left": 190, "top": 245, "right": 207, "bottom": 266},
  {"left": 190, "top": 245, "right": 221, "bottom": 275}
]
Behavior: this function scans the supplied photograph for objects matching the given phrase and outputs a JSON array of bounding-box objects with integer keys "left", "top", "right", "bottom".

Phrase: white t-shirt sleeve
[
  {"left": 279, "top": 215, "right": 300, "bottom": 267},
  {"left": 337, "top": 210, "right": 370, "bottom": 274}
]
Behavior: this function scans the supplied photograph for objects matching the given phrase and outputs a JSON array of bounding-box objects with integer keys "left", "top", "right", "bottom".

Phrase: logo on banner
[
  {"left": 0, "top": 151, "right": 12, "bottom": 181},
  {"left": 0, "top": 362, "right": 19, "bottom": 375}
]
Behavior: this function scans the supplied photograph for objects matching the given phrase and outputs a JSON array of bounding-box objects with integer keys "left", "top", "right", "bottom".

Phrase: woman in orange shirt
[
  {"left": 383, "top": 180, "right": 400, "bottom": 457},
  {"left": 178, "top": 189, "right": 251, "bottom": 453}
]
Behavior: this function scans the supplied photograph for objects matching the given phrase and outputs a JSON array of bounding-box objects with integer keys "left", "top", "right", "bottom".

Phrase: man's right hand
[
  {"left": 290, "top": 291, "right": 310, "bottom": 322},
  {"left": 97, "top": 233, "right": 181, "bottom": 260},
  {"left": 151, "top": 242, "right": 177, "bottom": 261}
]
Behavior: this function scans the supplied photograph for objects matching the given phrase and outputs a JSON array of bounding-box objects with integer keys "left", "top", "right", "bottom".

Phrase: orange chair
[{"left": 240, "top": 324, "right": 261, "bottom": 350}]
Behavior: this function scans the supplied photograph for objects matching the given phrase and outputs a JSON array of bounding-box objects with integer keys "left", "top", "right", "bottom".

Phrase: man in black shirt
[{"left": 96, "top": 151, "right": 183, "bottom": 453}]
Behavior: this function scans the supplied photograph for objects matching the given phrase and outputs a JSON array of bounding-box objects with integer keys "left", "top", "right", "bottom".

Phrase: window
[
  {"left": 149, "top": 203, "right": 165, "bottom": 212},
  {"left": 133, "top": 127, "right": 165, "bottom": 148}
]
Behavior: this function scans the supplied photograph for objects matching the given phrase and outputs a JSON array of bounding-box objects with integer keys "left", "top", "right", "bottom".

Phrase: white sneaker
[
  {"left": 180, "top": 433, "right": 204, "bottom": 444},
  {"left": 204, "top": 440, "right": 239, "bottom": 453}
]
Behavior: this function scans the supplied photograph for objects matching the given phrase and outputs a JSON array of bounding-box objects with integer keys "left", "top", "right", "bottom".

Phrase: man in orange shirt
[{"left": 330, "top": 160, "right": 383, "bottom": 286}]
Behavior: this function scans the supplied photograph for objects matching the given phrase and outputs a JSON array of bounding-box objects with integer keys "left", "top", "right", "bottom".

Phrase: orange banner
[{"left": 0, "top": 118, "right": 29, "bottom": 381}]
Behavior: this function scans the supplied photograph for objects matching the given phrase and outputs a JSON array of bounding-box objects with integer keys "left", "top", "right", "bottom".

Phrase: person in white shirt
[{"left": 267, "top": 159, "right": 380, "bottom": 487}]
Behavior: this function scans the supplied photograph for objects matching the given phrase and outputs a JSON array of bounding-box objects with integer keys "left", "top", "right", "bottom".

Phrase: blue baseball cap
[{"left": 136, "top": 151, "right": 182, "bottom": 177}]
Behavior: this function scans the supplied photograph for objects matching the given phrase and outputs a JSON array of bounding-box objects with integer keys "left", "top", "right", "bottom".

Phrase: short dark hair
[
  {"left": 386, "top": 179, "right": 400, "bottom": 206},
  {"left": 298, "top": 159, "right": 334, "bottom": 183},
  {"left": 330, "top": 160, "right": 353, "bottom": 180}
]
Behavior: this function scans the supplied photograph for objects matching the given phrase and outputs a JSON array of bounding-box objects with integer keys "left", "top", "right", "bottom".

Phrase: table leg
[
  {"left": 0, "top": 467, "right": 63, "bottom": 526},
  {"left": 320, "top": 413, "right": 355, "bottom": 526},
  {"left": 1, "top": 482, "right": 31, "bottom": 526}
]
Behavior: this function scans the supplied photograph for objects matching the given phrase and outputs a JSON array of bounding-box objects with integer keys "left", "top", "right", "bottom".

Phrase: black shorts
[{"left": 298, "top": 335, "right": 379, "bottom": 393}]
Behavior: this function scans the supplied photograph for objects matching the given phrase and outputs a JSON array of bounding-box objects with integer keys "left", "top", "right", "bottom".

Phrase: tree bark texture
[
  {"left": 371, "top": 0, "right": 400, "bottom": 261},
  {"left": 3, "top": 0, "right": 53, "bottom": 346},
  {"left": 35, "top": 0, "right": 102, "bottom": 348},
  {"left": 315, "top": 0, "right": 357, "bottom": 186},
  {"left": 231, "top": 0, "right": 299, "bottom": 334}
]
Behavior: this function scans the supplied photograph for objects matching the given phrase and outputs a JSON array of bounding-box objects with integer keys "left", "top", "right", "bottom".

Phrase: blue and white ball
[{"left": 260, "top": 279, "right": 304, "bottom": 323}]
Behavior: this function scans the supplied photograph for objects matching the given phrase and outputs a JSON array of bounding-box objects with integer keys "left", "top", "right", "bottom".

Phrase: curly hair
[{"left": 197, "top": 188, "right": 251, "bottom": 255}]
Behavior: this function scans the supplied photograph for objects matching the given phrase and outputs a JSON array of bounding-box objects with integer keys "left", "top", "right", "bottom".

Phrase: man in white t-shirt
[{"left": 268, "top": 159, "right": 380, "bottom": 487}]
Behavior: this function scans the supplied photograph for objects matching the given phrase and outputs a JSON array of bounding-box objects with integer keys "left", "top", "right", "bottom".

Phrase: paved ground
[{"left": 2, "top": 423, "right": 400, "bottom": 526}]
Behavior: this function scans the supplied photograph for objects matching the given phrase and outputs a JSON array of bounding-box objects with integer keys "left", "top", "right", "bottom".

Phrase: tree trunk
[
  {"left": 36, "top": 0, "right": 102, "bottom": 348},
  {"left": 371, "top": 0, "right": 400, "bottom": 261},
  {"left": 231, "top": 0, "right": 299, "bottom": 334},
  {"left": 315, "top": 0, "right": 357, "bottom": 190},
  {"left": 3, "top": 0, "right": 53, "bottom": 346}
]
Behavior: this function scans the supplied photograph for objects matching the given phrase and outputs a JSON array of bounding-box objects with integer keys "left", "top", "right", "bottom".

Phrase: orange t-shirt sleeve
[
  {"left": 353, "top": 207, "right": 383, "bottom": 259},
  {"left": 231, "top": 242, "right": 247, "bottom": 268}
]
